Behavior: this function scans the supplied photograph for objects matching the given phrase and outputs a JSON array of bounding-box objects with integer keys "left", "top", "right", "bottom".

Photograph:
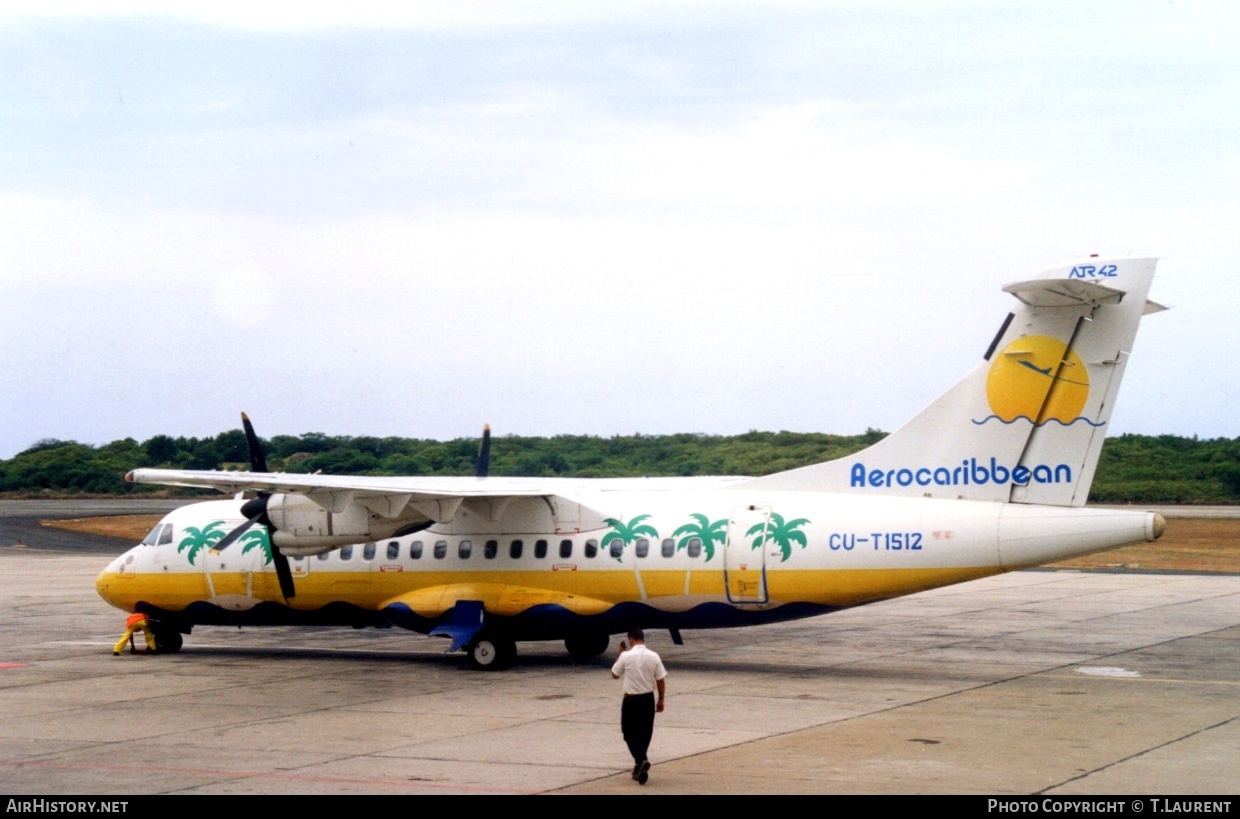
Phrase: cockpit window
[
  {"left": 158, "top": 525, "right": 174, "bottom": 546},
  {"left": 141, "top": 524, "right": 163, "bottom": 546}
]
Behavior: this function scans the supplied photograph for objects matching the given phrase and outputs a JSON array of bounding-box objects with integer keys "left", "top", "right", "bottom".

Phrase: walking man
[{"left": 610, "top": 628, "right": 667, "bottom": 785}]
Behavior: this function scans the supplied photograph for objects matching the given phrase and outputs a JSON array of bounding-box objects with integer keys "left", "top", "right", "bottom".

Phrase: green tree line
[{"left": 1, "top": 429, "right": 1237, "bottom": 503}]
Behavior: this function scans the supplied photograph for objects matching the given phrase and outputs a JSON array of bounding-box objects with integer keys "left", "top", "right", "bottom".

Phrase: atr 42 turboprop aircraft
[{"left": 99, "top": 256, "right": 1168, "bottom": 669}]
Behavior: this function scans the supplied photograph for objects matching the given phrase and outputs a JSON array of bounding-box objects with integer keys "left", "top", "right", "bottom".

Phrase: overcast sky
[{"left": 2, "top": 1, "right": 1238, "bottom": 459}]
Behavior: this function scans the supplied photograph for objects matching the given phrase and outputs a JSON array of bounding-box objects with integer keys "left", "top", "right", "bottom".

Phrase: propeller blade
[
  {"left": 476, "top": 423, "right": 491, "bottom": 478},
  {"left": 272, "top": 547, "right": 297, "bottom": 600},
  {"left": 211, "top": 492, "right": 271, "bottom": 554},
  {"left": 241, "top": 412, "right": 269, "bottom": 473},
  {"left": 233, "top": 419, "right": 294, "bottom": 599},
  {"left": 211, "top": 514, "right": 258, "bottom": 554}
]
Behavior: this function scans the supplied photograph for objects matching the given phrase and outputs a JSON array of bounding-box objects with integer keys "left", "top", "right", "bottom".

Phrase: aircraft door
[
  {"left": 725, "top": 505, "right": 770, "bottom": 604},
  {"left": 202, "top": 525, "right": 281, "bottom": 610}
]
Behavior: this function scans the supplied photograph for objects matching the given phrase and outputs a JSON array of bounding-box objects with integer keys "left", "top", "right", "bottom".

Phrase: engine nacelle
[{"left": 264, "top": 494, "right": 411, "bottom": 556}]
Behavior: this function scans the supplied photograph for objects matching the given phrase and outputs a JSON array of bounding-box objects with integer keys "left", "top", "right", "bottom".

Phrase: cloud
[{"left": 2, "top": 4, "right": 1238, "bottom": 457}]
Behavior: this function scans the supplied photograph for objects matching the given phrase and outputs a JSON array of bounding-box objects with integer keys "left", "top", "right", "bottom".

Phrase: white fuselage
[{"left": 96, "top": 485, "right": 1161, "bottom": 639}]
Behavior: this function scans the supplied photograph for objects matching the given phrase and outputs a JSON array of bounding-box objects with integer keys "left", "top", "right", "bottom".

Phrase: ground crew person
[{"left": 113, "top": 612, "right": 157, "bottom": 655}]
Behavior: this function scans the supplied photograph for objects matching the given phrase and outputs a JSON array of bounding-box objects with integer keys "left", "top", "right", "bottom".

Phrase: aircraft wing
[
  {"left": 124, "top": 468, "right": 561, "bottom": 523},
  {"left": 125, "top": 468, "right": 556, "bottom": 497}
]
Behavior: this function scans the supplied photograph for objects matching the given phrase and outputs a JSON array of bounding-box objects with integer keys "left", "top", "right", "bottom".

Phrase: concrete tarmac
[{"left": 1, "top": 543, "right": 1237, "bottom": 795}]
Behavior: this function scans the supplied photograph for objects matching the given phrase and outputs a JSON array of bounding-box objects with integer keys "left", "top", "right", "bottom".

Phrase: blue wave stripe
[{"left": 971, "top": 415, "right": 1106, "bottom": 428}]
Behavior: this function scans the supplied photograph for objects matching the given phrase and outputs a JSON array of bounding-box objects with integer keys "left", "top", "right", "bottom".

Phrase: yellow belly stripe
[{"left": 99, "top": 564, "right": 1005, "bottom": 616}]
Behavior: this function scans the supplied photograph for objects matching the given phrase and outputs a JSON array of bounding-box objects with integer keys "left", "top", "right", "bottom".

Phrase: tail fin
[{"left": 739, "top": 256, "right": 1164, "bottom": 506}]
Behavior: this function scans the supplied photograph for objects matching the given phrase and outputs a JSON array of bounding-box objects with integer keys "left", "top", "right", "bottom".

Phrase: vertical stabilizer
[{"left": 738, "top": 257, "right": 1162, "bottom": 506}]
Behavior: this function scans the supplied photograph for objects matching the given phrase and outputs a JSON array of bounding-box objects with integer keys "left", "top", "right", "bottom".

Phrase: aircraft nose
[{"left": 96, "top": 552, "right": 134, "bottom": 611}]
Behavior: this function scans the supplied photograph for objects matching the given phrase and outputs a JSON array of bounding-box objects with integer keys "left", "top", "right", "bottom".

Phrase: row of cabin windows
[{"left": 319, "top": 536, "right": 707, "bottom": 562}]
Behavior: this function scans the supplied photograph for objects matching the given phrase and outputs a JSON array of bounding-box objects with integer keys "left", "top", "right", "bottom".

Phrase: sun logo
[{"left": 985, "top": 335, "right": 1090, "bottom": 424}]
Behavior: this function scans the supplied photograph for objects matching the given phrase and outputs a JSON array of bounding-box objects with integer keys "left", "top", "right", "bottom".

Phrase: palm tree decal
[
  {"left": 178, "top": 520, "right": 227, "bottom": 565},
  {"left": 239, "top": 527, "right": 273, "bottom": 565},
  {"left": 671, "top": 514, "right": 727, "bottom": 562},
  {"left": 748, "top": 513, "right": 811, "bottom": 562},
  {"left": 601, "top": 515, "right": 660, "bottom": 562}
]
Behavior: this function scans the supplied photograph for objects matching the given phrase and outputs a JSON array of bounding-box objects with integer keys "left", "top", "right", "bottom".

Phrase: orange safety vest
[{"left": 125, "top": 613, "right": 149, "bottom": 629}]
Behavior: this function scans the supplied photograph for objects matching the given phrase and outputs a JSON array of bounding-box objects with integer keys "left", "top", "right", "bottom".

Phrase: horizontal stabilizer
[{"left": 1002, "top": 278, "right": 1125, "bottom": 308}]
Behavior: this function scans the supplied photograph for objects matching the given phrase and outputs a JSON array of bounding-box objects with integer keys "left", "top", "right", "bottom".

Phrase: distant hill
[{"left": 2, "top": 429, "right": 1236, "bottom": 504}]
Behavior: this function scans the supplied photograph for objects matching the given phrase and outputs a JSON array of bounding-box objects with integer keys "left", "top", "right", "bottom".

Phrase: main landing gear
[
  {"left": 564, "top": 632, "right": 610, "bottom": 662},
  {"left": 466, "top": 629, "right": 516, "bottom": 671}
]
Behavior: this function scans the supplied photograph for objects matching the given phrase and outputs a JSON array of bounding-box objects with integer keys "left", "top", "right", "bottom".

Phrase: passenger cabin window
[
  {"left": 635, "top": 537, "right": 649, "bottom": 559},
  {"left": 386, "top": 541, "right": 400, "bottom": 560},
  {"left": 609, "top": 538, "right": 624, "bottom": 560},
  {"left": 510, "top": 539, "right": 524, "bottom": 559},
  {"left": 434, "top": 540, "right": 448, "bottom": 559},
  {"left": 410, "top": 541, "right": 423, "bottom": 559},
  {"left": 485, "top": 540, "right": 498, "bottom": 559},
  {"left": 686, "top": 537, "right": 702, "bottom": 559},
  {"left": 559, "top": 539, "right": 573, "bottom": 558},
  {"left": 340, "top": 544, "right": 354, "bottom": 561},
  {"left": 363, "top": 541, "right": 377, "bottom": 560},
  {"left": 459, "top": 540, "right": 472, "bottom": 559},
  {"left": 158, "top": 525, "right": 174, "bottom": 546},
  {"left": 662, "top": 538, "right": 676, "bottom": 558},
  {"left": 534, "top": 539, "right": 548, "bottom": 559},
  {"left": 141, "top": 525, "right": 162, "bottom": 546},
  {"left": 585, "top": 539, "right": 598, "bottom": 558},
  {"left": 318, "top": 551, "right": 330, "bottom": 561}
]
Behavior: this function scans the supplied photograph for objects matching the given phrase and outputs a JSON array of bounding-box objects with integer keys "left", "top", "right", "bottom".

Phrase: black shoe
[
  {"left": 637, "top": 760, "right": 650, "bottom": 785},
  {"left": 632, "top": 763, "right": 641, "bottom": 780}
]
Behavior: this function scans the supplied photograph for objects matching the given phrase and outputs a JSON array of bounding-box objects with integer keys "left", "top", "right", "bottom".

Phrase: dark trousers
[{"left": 621, "top": 692, "right": 656, "bottom": 764}]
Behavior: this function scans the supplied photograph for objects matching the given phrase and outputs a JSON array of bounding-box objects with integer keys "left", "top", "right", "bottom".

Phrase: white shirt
[{"left": 611, "top": 644, "right": 667, "bottom": 696}]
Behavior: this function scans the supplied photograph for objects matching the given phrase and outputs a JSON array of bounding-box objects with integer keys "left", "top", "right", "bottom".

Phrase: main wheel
[
  {"left": 151, "top": 627, "right": 182, "bottom": 654},
  {"left": 564, "top": 632, "right": 610, "bottom": 660},
  {"left": 467, "top": 630, "right": 515, "bottom": 671}
]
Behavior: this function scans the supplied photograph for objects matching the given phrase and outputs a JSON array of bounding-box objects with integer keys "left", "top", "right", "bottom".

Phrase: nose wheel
[{"left": 150, "top": 625, "right": 183, "bottom": 654}]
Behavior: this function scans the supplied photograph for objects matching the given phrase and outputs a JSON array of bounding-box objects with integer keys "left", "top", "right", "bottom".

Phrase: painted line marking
[
  {"left": 1076, "top": 666, "right": 1141, "bottom": 678},
  {"left": 0, "top": 759, "right": 547, "bottom": 794},
  {"left": 48, "top": 640, "right": 452, "bottom": 655}
]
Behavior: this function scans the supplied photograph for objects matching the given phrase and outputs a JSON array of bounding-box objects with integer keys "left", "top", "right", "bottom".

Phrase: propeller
[
  {"left": 476, "top": 424, "right": 491, "bottom": 478},
  {"left": 212, "top": 413, "right": 296, "bottom": 600}
]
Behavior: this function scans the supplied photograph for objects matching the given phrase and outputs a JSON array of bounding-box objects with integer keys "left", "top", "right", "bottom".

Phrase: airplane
[{"left": 97, "top": 255, "right": 1168, "bottom": 670}]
